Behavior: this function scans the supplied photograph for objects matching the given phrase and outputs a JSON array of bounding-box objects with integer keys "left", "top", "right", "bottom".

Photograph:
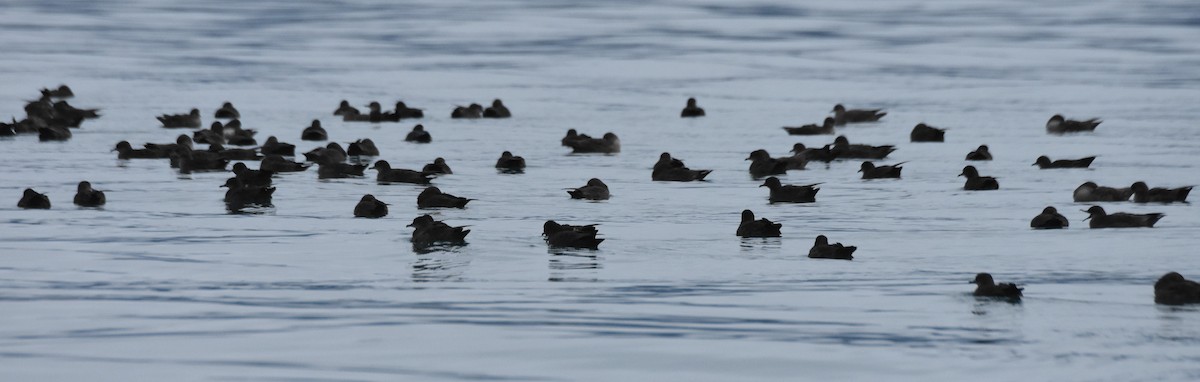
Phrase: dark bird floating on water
[
  {"left": 566, "top": 132, "right": 620, "bottom": 154},
  {"left": 1030, "top": 206, "right": 1068, "bottom": 229},
  {"left": 784, "top": 117, "right": 835, "bottom": 135},
  {"left": 260, "top": 136, "right": 295, "bottom": 157},
  {"left": 157, "top": 108, "right": 201, "bottom": 128},
  {"left": 260, "top": 155, "right": 310, "bottom": 172},
  {"left": 1033, "top": 156, "right": 1095, "bottom": 169},
  {"left": 483, "top": 99, "right": 511, "bottom": 118},
  {"left": 1046, "top": 114, "right": 1100, "bottom": 134},
  {"left": 334, "top": 100, "right": 360, "bottom": 119},
  {"left": 652, "top": 152, "right": 711, "bottom": 182},
  {"left": 1131, "top": 181, "right": 1191, "bottom": 203},
  {"left": 831, "top": 136, "right": 895, "bottom": 160},
  {"left": 859, "top": 161, "right": 905, "bottom": 180},
  {"left": 214, "top": 102, "right": 239, "bottom": 119},
  {"left": 568, "top": 178, "right": 610, "bottom": 200},
  {"left": 422, "top": 157, "right": 452, "bottom": 175},
  {"left": 40, "top": 85, "right": 74, "bottom": 99},
  {"left": 959, "top": 165, "right": 999, "bottom": 190},
  {"left": 808, "top": 235, "right": 855, "bottom": 260},
  {"left": 831, "top": 104, "right": 886, "bottom": 125},
  {"left": 965, "top": 145, "right": 992, "bottom": 161},
  {"left": 73, "top": 181, "right": 105, "bottom": 207},
  {"left": 495, "top": 151, "right": 526, "bottom": 172},
  {"left": 301, "top": 120, "right": 327, "bottom": 141},
  {"left": 1155, "top": 272, "right": 1200, "bottom": 306},
  {"left": 736, "top": 209, "right": 781, "bottom": 238},
  {"left": 408, "top": 214, "right": 470, "bottom": 246},
  {"left": 543, "top": 220, "right": 603, "bottom": 249},
  {"left": 371, "top": 160, "right": 433, "bottom": 184},
  {"left": 405, "top": 124, "right": 432, "bottom": 143},
  {"left": 452, "top": 103, "right": 483, "bottom": 119},
  {"left": 680, "top": 97, "right": 705, "bottom": 118},
  {"left": 747, "top": 149, "right": 789, "bottom": 178},
  {"left": 17, "top": 188, "right": 51, "bottom": 209},
  {"left": 417, "top": 187, "right": 471, "bottom": 209},
  {"left": 759, "top": 176, "right": 818, "bottom": 203},
  {"left": 1073, "top": 182, "right": 1131, "bottom": 202},
  {"left": 348, "top": 138, "right": 380, "bottom": 157},
  {"left": 1082, "top": 205, "right": 1164, "bottom": 228},
  {"left": 221, "top": 177, "right": 273, "bottom": 210},
  {"left": 971, "top": 273, "right": 1022, "bottom": 299},
  {"left": 909, "top": 123, "right": 945, "bottom": 142},
  {"left": 353, "top": 194, "right": 388, "bottom": 218}
]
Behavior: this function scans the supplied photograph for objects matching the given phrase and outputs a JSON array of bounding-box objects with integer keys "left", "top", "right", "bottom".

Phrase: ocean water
[{"left": 2, "top": 0, "right": 1200, "bottom": 380}]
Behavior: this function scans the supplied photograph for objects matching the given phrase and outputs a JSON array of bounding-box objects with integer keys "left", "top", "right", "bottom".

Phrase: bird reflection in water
[
  {"left": 739, "top": 237, "right": 782, "bottom": 253},
  {"left": 548, "top": 249, "right": 601, "bottom": 282},
  {"left": 411, "top": 247, "right": 469, "bottom": 282}
]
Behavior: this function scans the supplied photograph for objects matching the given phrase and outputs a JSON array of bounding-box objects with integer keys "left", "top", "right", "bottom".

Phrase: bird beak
[
  {"left": 744, "top": 157, "right": 751, "bottom": 161},
  {"left": 368, "top": 165, "right": 376, "bottom": 169},
  {"left": 969, "top": 280, "right": 976, "bottom": 284},
  {"left": 957, "top": 173, "right": 964, "bottom": 177},
  {"left": 857, "top": 169, "right": 863, "bottom": 172},
  {"left": 1082, "top": 216, "right": 1091, "bottom": 221},
  {"left": 405, "top": 223, "right": 415, "bottom": 227},
  {"left": 758, "top": 184, "right": 766, "bottom": 187},
  {"left": 1030, "top": 163, "right": 1036, "bottom": 166},
  {"left": 219, "top": 185, "right": 227, "bottom": 188}
]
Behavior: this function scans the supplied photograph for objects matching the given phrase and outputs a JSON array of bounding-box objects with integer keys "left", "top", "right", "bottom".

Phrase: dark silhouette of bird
[
  {"left": 301, "top": 120, "right": 327, "bottom": 141},
  {"left": 495, "top": 151, "right": 526, "bottom": 172},
  {"left": 808, "top": 235, "right": 855, "bottom": 260},
  {"left": 483, "top": 99, "right": 511, "bottom": 118},
  {"left": 417, "top": 187, "right": 471, "bottom": 209},
  {"left": 18, "top": 188, "right": 51, "bottom": 209},
  {"left": 784, "top": 117, "right": 835, "bottom": 135},
  {"left": 566, "top": 132, "right": 620, "bottom": 154},
  {"left": 910, "top": 123, "right": 945, "bottom": 142},
  {"left": 158, "top": 108, "right": 201, "bottom": 128},
  {"left": 1046, "top": 114, "right": 1100, "bottom": 134},
  {"left": 652, "top": 152, "right": 711, "bottom": 181},
  {"left": 452, "top": 103, "right": 484, "bottom": 119},
  {"left": 959, "top": 166, "right": 999, "bottom": 190},
  {"left": 260, "top": 155, "right": 310, "bottom": 172},
  {"left": 736, "top": 209, "right": 781, "bottom": 238},
  {"left": 1073, "top": 182, "right": 1132, "bottom": 202},
  {"left": 422, "top": 157, "right": 452, "bottom": 175},
  {"left": 759, "top": 176, "right": 818, "bottom": 203},
  {"left": 568, "top": 178, "right": 610, "bottom": 200},
  {"left": 680, "top": 97, "right": 705, "bottom": 117},
  {"left": 831, "top": 104, "right": 885, "bottom": 125},
  {"left": 965, "top": 145, "right": 992, "bottom": 161},
  {"left": 73, "top": 181, "right": 106, "bottom": 207},
  {"left": 859, "top": 161, "right": 905, "bottom": 179},
  {"left": 1155, "top": 272, "right": 1200, "bottom": 305},
  {"left": 214, "top": 102, "right": 240, "bottom": 119},
  {"left": 1082, "top": 206, "right": 1164, "bottom": 228},
  {"left": 1131, "top": 181, "right": 1192, "bottom": 203},
  {"left": 405, "top": 124, "right": 432, "bottom": 143},
  {"left": 260, "top": 136, "right": 296, "bottom": 157},
  {"left": 408, "top": 214, "right": 470, "bottom": 246},
  {"left": 971, "top": 273, "right": 1022, "bottom": 299},
  {"left": 354, "top": 194, "right": 388, "bottom": 218},
  {"left": 1030, "top": 206, "right": 1069, "bottom": 229},
  {"left": 371, "top": 160, "right": 433, "bottom": 184},
  {"left": 1033, "top": 156, "right": 1095, "bottom": 169}
]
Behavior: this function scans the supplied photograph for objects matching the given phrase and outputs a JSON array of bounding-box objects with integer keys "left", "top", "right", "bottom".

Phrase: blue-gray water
[{"left": 3, "top": 1, "right": 1200, "bottom": 380}]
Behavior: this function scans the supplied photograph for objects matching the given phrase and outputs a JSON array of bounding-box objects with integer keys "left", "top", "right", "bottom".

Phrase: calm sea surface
[{"left": 2, "top": 1, "right": 1200, "bottom": 380}]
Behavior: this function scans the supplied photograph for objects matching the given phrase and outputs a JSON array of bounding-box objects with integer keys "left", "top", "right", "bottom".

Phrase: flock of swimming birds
[{"left": 3, "top": 87, "right": 1198, "bottom": 305}]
